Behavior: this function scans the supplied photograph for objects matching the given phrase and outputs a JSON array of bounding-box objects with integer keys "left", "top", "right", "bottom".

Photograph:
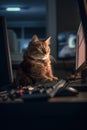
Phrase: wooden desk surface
[
  {"left": 0, "top": 91, "right": 87, "bottom": 130},
  {"left": 0, "top": 92, "right": 87, "bottom": 115},
  {"left": 49, "top": 92, "right": 87, "bottom": 103}
]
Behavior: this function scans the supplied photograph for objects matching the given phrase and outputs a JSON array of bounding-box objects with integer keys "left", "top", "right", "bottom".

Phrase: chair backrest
[{"left": 7, "top": 29, "right": 18, "bottom": 53}]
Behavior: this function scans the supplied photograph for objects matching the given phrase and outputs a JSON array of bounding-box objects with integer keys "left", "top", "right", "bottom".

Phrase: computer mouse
[{"left": 55, "top": 87, "right": 79, "bottom": 96}]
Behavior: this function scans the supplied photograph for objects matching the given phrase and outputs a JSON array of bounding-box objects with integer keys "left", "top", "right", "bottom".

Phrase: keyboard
[
  {"left": 19, "top": 79, "right": 67, "bottom": 101},
  {"left": 0, "top": 79, "right": 78, "bottom": 102}
]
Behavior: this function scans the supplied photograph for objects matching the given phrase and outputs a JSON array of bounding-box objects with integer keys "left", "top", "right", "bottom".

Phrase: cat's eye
[{"left": 42, "top": 47, "right": 46, "bottom": 51}]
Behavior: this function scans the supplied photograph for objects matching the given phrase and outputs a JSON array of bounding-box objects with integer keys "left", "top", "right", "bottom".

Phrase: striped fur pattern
[{"left": 17, "top": 35, "right": 58, "bottom": 86}]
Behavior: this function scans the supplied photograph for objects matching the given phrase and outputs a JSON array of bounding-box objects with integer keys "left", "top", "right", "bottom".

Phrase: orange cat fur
[{"left": 17, "top": 35, "right": 58, "bottom": 86}]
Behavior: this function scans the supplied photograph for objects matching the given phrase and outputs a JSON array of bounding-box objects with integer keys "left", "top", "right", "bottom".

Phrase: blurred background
[{"left": 0, "top": 0, "right": 81, "bottom": 79}]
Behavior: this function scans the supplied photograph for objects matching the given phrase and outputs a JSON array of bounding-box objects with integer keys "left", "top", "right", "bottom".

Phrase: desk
[{"left": 0, "top": 91, "right": 87, "bottom": 130}]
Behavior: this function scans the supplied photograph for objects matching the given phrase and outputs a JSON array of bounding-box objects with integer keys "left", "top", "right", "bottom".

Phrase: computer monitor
[
  {"left": 57, "top": 31, "right": 76, "bottom": 60},
  {"left": 76, "top": 0, "right": 87, "bottom": 72},
  {"left": 0, "top": 16, "right": 13, "bottom": 87},
  {"left": 76, "top": 22, "right": 87, "bottom": 72}
]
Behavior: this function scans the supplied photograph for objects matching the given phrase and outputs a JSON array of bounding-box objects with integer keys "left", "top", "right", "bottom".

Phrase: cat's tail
[{"left": 16, "top": 68, "right": 32, "bottom": 87}]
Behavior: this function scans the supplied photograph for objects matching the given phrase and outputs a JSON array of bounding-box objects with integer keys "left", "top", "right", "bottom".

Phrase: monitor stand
[{"left": 70, "top": 69, "right": 87, "bottom": 91}]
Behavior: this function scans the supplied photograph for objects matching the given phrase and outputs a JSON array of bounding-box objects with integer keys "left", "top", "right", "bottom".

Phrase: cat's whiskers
[
  {"left": 29, "top": 54, "right": 49, "bottom": 61},
  {"left": 42, "top": 54, "right": 49, "bottom": 60},
  {"left": 35, "top": 55, "right": 49, "bottom": 60}
]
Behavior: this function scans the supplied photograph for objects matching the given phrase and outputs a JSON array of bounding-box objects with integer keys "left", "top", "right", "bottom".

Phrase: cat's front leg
[{"left": 46, "top": 68, "right": 58, "bottom": 81}]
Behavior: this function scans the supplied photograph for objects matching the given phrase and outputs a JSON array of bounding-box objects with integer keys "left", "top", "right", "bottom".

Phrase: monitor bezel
[
  {"left": 76, "top": 0, "right": 87, "bottom": 72},
  {"left": 0, "top": 16, "right": 13, "bottom": 87},
  {"left": 76, "top": 22, "right": 87, "bottom": 72}
]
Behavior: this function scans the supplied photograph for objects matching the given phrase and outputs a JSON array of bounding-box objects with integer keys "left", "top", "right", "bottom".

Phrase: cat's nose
[{"left": 42, "top": 48, "right": 46, "bottom": 54}]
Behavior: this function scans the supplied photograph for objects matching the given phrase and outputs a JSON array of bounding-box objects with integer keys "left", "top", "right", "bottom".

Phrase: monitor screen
[
  {"left": 0, "top": 16, "right": 13, "bottom": 87},
  {"left": 76, "top": 22, "right": 87, "bottom": 71},
  {"left": 76, "top": 0, "right": 87, "bottom": 72},
  {"left": 57, "top": 32, "right": 76, "bottom": 59}
]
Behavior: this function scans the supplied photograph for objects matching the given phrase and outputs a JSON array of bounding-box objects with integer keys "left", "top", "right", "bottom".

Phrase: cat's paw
[
  {"left": 53, "top": 76, "right": 58, "bottom": 80},
  {"left": 41, "top": 77, "right": 53, "bottom": 83}
]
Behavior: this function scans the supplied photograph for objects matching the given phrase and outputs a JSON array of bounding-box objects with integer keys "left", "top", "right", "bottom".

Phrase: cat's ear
[
  {"left": 45, "top": 37, "right": 51, "bottom": 45},
  {"left": 32, "top": 35, "right": 39, "bottom": 42}
]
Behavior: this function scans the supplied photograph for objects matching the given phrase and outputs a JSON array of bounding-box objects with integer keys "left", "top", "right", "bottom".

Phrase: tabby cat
[{"left": 17, "top": 35, "right": 58, "bottom": 86}]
